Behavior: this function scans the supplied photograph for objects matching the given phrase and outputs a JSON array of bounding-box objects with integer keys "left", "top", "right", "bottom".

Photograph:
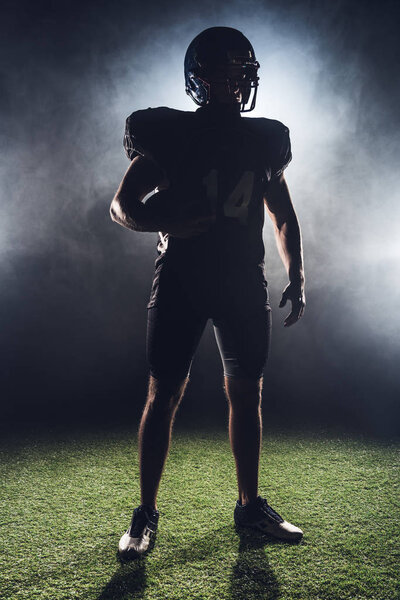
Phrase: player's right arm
[
  {"left": 110, "top": 155, "right": 167, "bottom": 232},
  {"left": 110, "top": 155, "right": 215, "bottom": 237}
]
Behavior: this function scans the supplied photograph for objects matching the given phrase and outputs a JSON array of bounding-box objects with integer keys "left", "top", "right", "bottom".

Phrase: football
[
  {"left": 143, "top": 187, "right": 179, "bottom": 220},
  {"left": 144, "top": 187, "right": 213, "bottom": 222}
]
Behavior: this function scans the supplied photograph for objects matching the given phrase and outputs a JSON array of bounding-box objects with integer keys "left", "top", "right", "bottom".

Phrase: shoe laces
[
  {"left": 258, "top": 497, "right": 284, "bottom": 523},
  {"left": 129, "top": 505, "right": 158, "bottom": 537}
]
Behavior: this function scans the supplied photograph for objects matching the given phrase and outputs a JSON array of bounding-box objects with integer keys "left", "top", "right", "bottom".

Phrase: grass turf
[{"left": 0, "top": 428, "right": 399, "bottom": 600}]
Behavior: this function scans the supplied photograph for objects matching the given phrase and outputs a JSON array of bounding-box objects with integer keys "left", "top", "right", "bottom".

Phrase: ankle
[
  {"left": 140, "top": 501, "right": 157, "bottom": 511},
  {"left": 239, "top": 494, "right": 258, "bottom": 507}
]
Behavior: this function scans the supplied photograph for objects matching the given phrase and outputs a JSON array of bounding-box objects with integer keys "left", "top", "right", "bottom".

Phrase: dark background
[{"left": 1, "top": 0, "right": 399, "bottom": 436}]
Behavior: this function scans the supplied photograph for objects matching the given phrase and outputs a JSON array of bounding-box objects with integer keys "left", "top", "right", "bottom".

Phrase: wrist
[
  {"left": 289, "top": 273, "right": 305, "bottom": 289},
  {"left": 130, "top": 202, "right": 165, "bottom": 232},
  {"left": 140, "top": 189, "right": 176, "bottom": 232}
]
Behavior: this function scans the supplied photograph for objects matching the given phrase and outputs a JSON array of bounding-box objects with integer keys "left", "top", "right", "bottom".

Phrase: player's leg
[
  {"left": 119, "top": 300, "right": 207, "bottom": 559},
  {"left": 140, "top": 302, "right": 207, "bottom": 507},
  {"left": 138, "top": 374, "right": 188, "bottom": 509},
  {"left": 119, "top": 374, "right": 188, "bottom": 560},
  {"left": 214, "top": 307, "right": 269, "bottom": 506},
  {"left": 214, "top": 304, "right": 303, "bottom": 541},
  {"left": 223, "top": 375, "right": 263, "bottom": 506}
]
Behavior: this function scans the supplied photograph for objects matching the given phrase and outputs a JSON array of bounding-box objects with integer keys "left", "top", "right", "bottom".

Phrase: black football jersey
[{"left": 123, "top": 103, "right": 291, "bottom": 309}]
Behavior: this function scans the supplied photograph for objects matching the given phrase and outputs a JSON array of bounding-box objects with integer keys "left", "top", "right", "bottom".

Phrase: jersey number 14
[{"left": 202, "top": 169, "right": 255, "bottom": 225}]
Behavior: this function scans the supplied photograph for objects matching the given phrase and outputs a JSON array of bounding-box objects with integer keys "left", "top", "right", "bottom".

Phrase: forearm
[
  {"left": 110, "top": 154, "right": 171, "bottom": 232},
  {"left": 274, "top": 217, "right": 305, "bottom": 286},
  {"left": 110, "top": 190, "right": 161, "bottom": 233}
]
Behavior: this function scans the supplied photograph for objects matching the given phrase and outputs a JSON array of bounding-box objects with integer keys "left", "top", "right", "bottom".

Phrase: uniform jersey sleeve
[
  {"left": 123, "top": 109, "right": 154, "bottom": 161},
  {"left": 270, "top": 124, "right": 292, "bottom": 180},
  {"left": 248, "top": 118, "right": 292, "bottom": 183},
  {"left": 123, "top": 107, "right": 179, "bottom": 167},
  {"left": 123, "top": 113, "right": 143, "bottom": 160}
]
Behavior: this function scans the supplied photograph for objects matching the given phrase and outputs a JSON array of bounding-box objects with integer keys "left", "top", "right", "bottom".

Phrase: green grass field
[{"left": 1, "top": 427, "right": 399, "bottom": 600}]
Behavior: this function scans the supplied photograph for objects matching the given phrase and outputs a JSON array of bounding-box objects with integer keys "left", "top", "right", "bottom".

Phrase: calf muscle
[{"left": 138, "top": 375, "right": 189, "bottom": 508}]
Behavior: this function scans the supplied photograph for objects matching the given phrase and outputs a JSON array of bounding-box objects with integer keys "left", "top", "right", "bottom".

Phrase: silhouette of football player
[{"left": 111, "top": 27, "right": 306, "bottom": 558}]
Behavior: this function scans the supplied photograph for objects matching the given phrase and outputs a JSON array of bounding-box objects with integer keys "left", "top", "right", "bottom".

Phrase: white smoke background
[{"left": 1, "top": 0, "right": 399, "bottom": 433}]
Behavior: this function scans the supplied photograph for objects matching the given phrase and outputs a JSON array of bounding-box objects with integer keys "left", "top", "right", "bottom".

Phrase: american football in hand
[{"left": 144, "top": 187, "right": 214, "bottom": 221}]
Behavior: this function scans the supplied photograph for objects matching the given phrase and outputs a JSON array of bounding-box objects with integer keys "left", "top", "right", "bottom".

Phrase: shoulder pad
[
  {"left": 123, "top": 107, "right": 187, "bottom": 162},
  {"left": 243, "top": 117, "right": 292, "bottom": 180}
]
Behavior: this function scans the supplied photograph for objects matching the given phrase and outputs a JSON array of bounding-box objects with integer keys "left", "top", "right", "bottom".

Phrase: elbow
[
  {"left": 275, "top": 213, "right": 298, "bottom": 235},
  {"left": 274, "top": 220, "right": 287, "bottom": 235},
  {"left": 109, "top": 194, "right": 143, "bottom": 232},
  {"left": 109, "top": 203, "right": 117, "bottom": 223},
  {"left": 110, "top": 194, "right": 125, "bottom": 224}
]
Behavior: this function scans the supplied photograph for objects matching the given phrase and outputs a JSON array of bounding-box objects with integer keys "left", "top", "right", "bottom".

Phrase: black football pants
[{"left": 146, "top": 300, "right": 271, "bottom": 383}]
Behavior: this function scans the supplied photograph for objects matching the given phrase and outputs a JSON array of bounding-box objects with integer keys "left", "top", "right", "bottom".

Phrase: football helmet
[{"left": 184, "top": 27, "right": 260, "bottom": 112}]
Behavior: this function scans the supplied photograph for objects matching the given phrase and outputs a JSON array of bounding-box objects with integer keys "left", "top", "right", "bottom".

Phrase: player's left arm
[{"left": 264, "top": 174, "right": 305, "bottom": 327}]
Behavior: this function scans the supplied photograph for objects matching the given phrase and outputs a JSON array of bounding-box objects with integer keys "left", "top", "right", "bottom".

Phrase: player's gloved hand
[{"left": 279, "top": 282, "right": 306, "bottom": 327}]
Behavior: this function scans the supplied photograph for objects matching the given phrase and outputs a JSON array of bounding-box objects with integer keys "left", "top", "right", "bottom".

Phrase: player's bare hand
[{"left": 279, "top": 282, "right": 305, "bottom": 327}]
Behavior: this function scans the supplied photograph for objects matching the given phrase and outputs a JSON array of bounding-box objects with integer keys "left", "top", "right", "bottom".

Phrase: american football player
[{"left": 110, "top": 26, "right": 306, "bottom": 558}]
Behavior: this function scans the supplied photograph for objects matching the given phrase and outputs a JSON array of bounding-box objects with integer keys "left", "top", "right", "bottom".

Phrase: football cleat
[
  {"left": 234, "top": 496, "right": 303, "bottom": 542},
  {"left": 118, "top": 504, "right": 159, "bottom": 559}
]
